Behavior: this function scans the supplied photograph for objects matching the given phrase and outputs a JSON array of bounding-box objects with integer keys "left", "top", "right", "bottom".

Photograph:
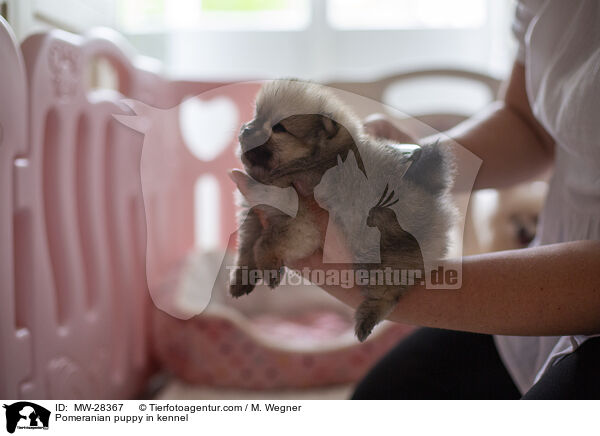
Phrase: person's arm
[
  {"left": 297, "top": 240, "right": 600, "bottom": 336},
  {"left": 366, "top": 62, "right": 555, "bottom": 189},
  {"left": 290, "top": 61, "right": 600, "bottom": 336}
]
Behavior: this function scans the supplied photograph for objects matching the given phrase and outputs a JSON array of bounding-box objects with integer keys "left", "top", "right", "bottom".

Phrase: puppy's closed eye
[
  {"left": 273, "top": 114, "right": 336, "bottom": 140},
  {"left": 272, "top": 122, "right": 287, "bottom": 133}
]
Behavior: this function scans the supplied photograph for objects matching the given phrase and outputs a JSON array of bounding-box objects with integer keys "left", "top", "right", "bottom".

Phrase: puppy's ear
[
  {"left": 403, "top": 141, "right": 453, "bottom": 194},
  {"left": 320, "top": 115, "right": 339, "bottom": 138}
]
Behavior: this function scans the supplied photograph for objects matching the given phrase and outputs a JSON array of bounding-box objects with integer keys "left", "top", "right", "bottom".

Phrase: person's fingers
[
  {"left": 363, "top": 113, "right": 418, "bottom": 143},
  {"left": 228, "top": 168, "right": 252, "bottom": 195}
]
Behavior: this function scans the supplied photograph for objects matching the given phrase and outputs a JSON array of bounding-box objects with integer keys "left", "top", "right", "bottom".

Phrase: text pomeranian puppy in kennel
[{"left": 229, "top": 79, "right": 456, "bottom": 341}]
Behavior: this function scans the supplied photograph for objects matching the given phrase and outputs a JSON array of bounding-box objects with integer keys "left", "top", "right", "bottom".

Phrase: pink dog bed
[{"left": 152, "top": 251, "right": 414, "bottom": 389}]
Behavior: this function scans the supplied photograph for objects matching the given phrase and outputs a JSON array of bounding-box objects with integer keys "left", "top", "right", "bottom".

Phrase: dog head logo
[{"left": 3, "top": 402, "right": 50, "bottom": 434}]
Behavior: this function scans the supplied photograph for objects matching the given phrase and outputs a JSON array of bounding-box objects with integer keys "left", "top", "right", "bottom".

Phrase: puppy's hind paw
[
  {"left": 354, "top": 299, "right": 388, "bottom": 342},
  {"left": 354, "top": 317, "right": 377, "bottom": 342}
]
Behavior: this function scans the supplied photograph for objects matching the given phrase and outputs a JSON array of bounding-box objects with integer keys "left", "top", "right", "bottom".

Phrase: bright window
[
  {"left": 327, "top": 0, "right": 486, "bottom": 29},
  {"left": 116, "top": 0, "right": 515, "bottom": 82},
  {"left": 116, "top": 0, "right": 311, "bottom": 32}
]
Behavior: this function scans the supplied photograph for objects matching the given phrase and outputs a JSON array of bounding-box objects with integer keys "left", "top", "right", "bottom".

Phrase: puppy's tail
[{"left": 403, "top": 140, "right": 454, "bottom": 195}]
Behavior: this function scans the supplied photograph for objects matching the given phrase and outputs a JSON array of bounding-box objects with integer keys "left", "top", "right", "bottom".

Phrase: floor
[{"left": 156, "top": 379, "right": 354, "bottom": 400}]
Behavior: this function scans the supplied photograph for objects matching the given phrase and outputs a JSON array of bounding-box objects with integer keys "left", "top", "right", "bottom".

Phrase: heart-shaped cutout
[{"left": 179, "top": 96, "right": 238, "bottom": 161}]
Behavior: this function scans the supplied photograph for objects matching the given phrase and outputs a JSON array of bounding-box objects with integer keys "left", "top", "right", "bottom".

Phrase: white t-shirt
[{"left": 494, "top": 0, "right": 600, "bottom": 394}]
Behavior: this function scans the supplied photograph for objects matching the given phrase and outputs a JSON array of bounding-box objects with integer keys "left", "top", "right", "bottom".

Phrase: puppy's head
[
  {"left": 490, "top": 181, "right": 547, "bottom": 250},
  {"left": 239, "top": 79, "right": 362, "bottom": 194}
]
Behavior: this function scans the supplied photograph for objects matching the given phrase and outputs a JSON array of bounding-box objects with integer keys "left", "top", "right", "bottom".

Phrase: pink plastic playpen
[{"left": 0, "top": 18, "right": 414, "bottom": 399}]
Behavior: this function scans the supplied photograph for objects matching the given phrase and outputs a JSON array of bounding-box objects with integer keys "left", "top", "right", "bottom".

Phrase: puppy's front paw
[
  {"left": 264, "top": 266, "right": 285, "bottom": 289},
  {"left": 255, "top": 259, "right": 284, "bottom": 289},
  {"left": 230, "top": 282, "right": 255, "bottom": 298},
  {"left": 229, "top": 267, "right": 257, "bottom": 298},
  {"left": 254, "top": 243, "right": 284, "bottom": 290}
]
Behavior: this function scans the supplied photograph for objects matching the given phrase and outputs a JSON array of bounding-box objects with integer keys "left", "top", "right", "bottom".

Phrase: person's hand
[{"left": 363, "top": 113, "right": 418, "bottom": 143}]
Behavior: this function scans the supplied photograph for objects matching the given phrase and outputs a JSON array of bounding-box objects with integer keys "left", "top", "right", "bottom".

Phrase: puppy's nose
[
  {"left": 239, "top": 126, "right": 269, "bottom": 152},
  {"left": 517, "top": 227, "right": 535, "bottom": 246},
  {"left": 243, "top": 144, "right": 272, "bottom": 167}
]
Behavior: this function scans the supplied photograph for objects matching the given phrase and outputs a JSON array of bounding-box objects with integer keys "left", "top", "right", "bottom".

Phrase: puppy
[
  {"left": 230, "top": 79, "right": 455, "bottom": 341},
  {"left": 488, "top": 181, "right": 547, "bottom": 252}
]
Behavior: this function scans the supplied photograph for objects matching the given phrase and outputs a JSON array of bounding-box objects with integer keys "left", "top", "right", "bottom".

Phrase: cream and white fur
[{"left": 230, "top": 79, "right": 456, "bottom": 340}]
